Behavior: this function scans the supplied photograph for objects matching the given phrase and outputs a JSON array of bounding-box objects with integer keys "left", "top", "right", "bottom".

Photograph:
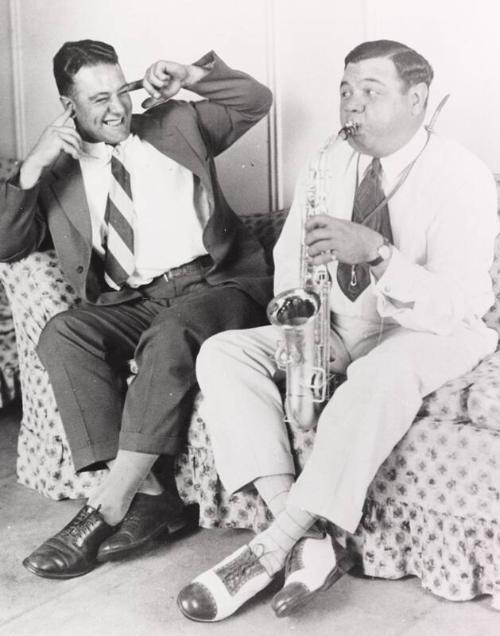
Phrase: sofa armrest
[
  {"left": 241, "top": 209, "right": 288, "bottom": 265},
  {"left": 0, "top": 250, "right": 77, "bottom": 346},
  {"left": 465, "top": 349, "right": 500, "bottom": 431},
  {"left": 0, "top": 281, "right": 19, "bottom": 407}
]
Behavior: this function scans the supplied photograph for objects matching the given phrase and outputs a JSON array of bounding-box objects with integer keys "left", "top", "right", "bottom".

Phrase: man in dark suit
[{"left": 0, "top": 39, "right": 273, "bottom": 579}]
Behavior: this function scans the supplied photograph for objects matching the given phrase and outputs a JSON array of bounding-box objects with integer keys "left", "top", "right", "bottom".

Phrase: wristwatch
[{"left": 367, "top": 238, "right": 392, "bottom": 267}]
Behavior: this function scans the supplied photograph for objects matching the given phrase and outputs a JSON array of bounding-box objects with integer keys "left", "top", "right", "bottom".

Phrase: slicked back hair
[
  {"left": 345, "top": 40, "right": 433, "bottom": 91},
  {"left": 53, "top": 39, "right": 119, "bottom": 96}
]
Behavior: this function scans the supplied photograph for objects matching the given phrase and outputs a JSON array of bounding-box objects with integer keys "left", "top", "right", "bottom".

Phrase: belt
[{"left": 161, "top": 254, "right": 213, "bottom": 282}]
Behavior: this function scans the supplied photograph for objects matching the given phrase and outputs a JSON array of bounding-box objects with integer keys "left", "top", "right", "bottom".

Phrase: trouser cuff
[
  {"left": 72, "top": 440, "right": 118, "bottom": 473},
  {"left": 118, "top": 431, "right": 184, "bottom": 456}
]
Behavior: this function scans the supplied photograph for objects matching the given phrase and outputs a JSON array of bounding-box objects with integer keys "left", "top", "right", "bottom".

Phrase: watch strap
[{"left": 367, "top": 238, "right": 391, "bottom": 267}]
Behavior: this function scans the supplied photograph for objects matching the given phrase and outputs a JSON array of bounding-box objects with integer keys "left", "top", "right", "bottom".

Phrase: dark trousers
[{"left": 36, "top": 266, "right": 267, "bottom": 472}]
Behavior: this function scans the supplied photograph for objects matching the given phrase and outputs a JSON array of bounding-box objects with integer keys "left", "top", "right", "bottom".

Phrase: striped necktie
[
  {"left": 336, "top": 157, "right": 393, "bottom": 301},
  {"left": 103, "top": 147, "right": 135, "bottom": 289}
]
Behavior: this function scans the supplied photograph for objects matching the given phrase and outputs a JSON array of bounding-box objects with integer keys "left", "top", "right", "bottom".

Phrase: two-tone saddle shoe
[
  {"left": 177, "top": 543, "right": 274, "bottom": 622},
  {"left": 271, "top": 533, "right": 354, "bottom": 617}
]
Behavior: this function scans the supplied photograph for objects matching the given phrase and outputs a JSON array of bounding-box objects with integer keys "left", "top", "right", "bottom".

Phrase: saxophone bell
[
  {"left": 267, "top": 288, "right": 326, "bottom": 432},
  {"left": 267, "top": 288, "right": 319, "bottom": 329},
  {"left": 338, "top": 120, "right": 360, "bottom": 140}
]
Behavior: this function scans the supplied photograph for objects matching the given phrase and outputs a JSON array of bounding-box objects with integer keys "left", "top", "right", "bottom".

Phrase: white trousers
[{"left": 196, "top": 321, "right": 496, "bottom": 533}]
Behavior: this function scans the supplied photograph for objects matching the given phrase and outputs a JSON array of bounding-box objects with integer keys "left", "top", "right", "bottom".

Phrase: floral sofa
[
  {"left": 0, "top": 282, "right": 19, "bottom": 408},
  {"left": 0, "top": 159, "right": 20, "bottom": 408},
  {"left": 0, "top": 154, "right": 499, "bottom": 609}
]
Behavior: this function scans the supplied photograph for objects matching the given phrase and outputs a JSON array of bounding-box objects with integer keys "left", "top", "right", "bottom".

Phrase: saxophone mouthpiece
[{"left": 338, "top": 121, "right": 360, "bottom": 140}]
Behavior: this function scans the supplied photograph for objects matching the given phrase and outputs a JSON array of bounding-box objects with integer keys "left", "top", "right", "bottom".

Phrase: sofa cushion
[
  {"left": 466, "top": 352, "right": 500, "bottom": 431},
  {"left": 0, "top": 158, "right": 19, "bottom": 185},
  {"left": 417, "top": 348, "right": 500, "bottom": 432}
]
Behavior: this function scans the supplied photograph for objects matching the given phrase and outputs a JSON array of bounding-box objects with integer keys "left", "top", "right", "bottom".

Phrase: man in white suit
[{"left": 177, "top": 39, "right": 498, "bottom": 622}]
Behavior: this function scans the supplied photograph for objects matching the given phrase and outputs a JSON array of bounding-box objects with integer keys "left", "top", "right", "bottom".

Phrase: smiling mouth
[{"left": 103, "top": 118, "right": 125, "bottom": 128}]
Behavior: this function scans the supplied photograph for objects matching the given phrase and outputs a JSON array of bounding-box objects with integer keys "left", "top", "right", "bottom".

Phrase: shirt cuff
[{"left": 372, "top": 246, "right": 421, "bottom": 304}]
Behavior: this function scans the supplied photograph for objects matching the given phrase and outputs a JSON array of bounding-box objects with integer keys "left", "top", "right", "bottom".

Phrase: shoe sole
[
  {"left": 96, "top": 514, "right": 190, "bottom": 563},
  {"left": 22, "top": 557, "right": 95, "bottom": 580},
  {"left": 272, "top": 552, "right": 355, "bottom": 618}
]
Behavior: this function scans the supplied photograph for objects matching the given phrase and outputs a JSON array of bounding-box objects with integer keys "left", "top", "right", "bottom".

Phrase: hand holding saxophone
[{"left": 305, "top": 214, "right": 383, "bottom": 266}]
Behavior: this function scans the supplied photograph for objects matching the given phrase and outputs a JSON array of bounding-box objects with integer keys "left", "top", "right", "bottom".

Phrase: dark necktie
[
  {"left": 337, "top": 157, "right": 393, "bottom": 301},
  {"left": 103, "top": 148, "right": 135, "bottom": 290}
]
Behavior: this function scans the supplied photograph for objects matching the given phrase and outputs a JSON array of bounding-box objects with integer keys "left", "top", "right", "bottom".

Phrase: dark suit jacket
[{"left": 0, "top": 51, "right": 273, "bottom": 307}]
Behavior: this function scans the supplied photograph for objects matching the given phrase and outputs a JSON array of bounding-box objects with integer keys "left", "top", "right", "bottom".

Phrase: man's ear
[
  {"left": 59, "top": 95, "right": 75, "bottom": 117},
  {"left": 409, "top": 82, "right": 428, "bottom": 115}
]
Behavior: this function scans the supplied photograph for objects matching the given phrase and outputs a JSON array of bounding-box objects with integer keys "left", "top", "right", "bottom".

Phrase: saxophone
[{"left": 267, "top": 121, "right": 359, "bottom": 431}]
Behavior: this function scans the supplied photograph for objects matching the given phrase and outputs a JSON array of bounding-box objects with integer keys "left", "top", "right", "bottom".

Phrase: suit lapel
[
  {"left": 49, "top": 153, "right": 92, "bottom": 242},
  {"left": 48, "top": 112, "right": 212, "bottom": 242},
  {"left": 44, "top": 113, "right": 215, "bottom": 304},
  {"left": 131, "top": 115, "right": 210, "bottom": 188}
]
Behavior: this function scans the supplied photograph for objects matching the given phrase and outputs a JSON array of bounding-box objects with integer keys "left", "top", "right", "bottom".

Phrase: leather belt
[{"left": 161, "top": 254, "right": 213, "bottom": 282}]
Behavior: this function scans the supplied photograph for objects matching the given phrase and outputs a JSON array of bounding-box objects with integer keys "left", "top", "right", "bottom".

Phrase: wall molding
[
  {"left": 9, "top": 0, "right": 26, "bottom": 159},
  {"left": 265, "top": 0, "right": 282, "bottom": 211}
]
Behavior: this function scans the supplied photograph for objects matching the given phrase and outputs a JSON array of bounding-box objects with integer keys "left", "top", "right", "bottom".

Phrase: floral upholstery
[
  {"left": 0, "top": 155, "right": 499, "bottom": 608},
  {"left": 0, "top": 282, "right": 19, "bottom": 408},
  {"left": 0, "top": 158, "right": 19, "bottom": 188},
  {"left": 0, "top": 159, "right": 21, "bottom": 408},
  {"left": 0, "top": 251, "right": 108, "bottom": 498},
  {"left": 0, "top": 209, "right": 285, "bottom": 500}
]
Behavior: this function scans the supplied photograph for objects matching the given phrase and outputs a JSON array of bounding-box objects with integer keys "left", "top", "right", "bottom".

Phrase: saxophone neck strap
[{"left": 356, "top": 93, "right": 450, "bottom": 225}]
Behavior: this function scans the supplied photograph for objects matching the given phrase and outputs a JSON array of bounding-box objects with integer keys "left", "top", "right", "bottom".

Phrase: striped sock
[
  {"left": 249, "top": 503, "right": 317, "bottom": 575},
  {"left": 254, "top": 473, "right": 295, "bottom": 518}
]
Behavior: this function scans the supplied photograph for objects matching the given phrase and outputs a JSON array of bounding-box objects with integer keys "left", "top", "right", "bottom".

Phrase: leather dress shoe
[
  {"left": 23, "top": 505, "right": 115, "bottom": 579},
  {"left": 271, "top": 534, "right": 354, "bottom": 617},
  {"left": 97, "top": 491, "right": 188, "bottom": 562},
  {"left": 177, "top": 543, "right": 274, "bottom": 622}
]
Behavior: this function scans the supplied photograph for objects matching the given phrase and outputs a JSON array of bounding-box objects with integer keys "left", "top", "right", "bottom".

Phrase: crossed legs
[
  {"left": 178, "top": 322, "right": 496, "bottom": 620},
  {"left": 24, "top": 285, "right": 267, "bottom": 578}
]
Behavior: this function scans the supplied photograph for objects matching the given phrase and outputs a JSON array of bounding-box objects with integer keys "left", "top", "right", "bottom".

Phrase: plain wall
[
  {"left": 2, "top": 0, "right": 500, "bottom": 209},
  {"left": 0, "top": 0, "right": 16, "bottom": 157},
  {"left": 274, "top": 0, "right": 500, "bottom": 205},
  {"left": 4, "top": 0, "right": 272, "bottom": 214}
]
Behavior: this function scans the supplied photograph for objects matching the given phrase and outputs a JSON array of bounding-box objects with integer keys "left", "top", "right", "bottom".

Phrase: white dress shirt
[
  {"left": 79, "top": 134, "right": 208, "bottom": 287},
  {"left": 274, "top": 126, "right": 498, "bottom": 345}
]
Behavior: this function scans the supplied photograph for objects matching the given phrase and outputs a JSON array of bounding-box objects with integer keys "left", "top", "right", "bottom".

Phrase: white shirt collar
[
  {"left": 358, "top": 126, "right": 428, "bottom": 189},
  {"left": 80, "top": 134, "right": 134, "bottom": 162},
  {"left": 379, "top": 126, "right": 428, "bottom": 185}
]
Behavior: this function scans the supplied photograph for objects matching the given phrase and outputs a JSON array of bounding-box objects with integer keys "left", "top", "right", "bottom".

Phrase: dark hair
[
  {"left": 345, "top": 40, "right": 433, "bottom": 90},
  {"left": 53, "top": 39, "right": 119, "bottom": 95}
]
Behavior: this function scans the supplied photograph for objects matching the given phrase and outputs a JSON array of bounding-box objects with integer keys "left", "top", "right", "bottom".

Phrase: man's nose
[
  {"left": 108, "top": 95, "right": 127, "bottom": 115},
  {"left": 343, "top": 94, "right": 365, "bottom": 113}
]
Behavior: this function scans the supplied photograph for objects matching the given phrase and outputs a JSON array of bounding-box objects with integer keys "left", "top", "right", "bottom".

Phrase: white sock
[
  {"left": 254, "top": 473, "right": 295, "bottom": 518},
  {"left": 88, "top": 450, "right": 159, "bottom": 525},
  {"left": 249, "top": 503, "right": 317, "bottom": 575}
]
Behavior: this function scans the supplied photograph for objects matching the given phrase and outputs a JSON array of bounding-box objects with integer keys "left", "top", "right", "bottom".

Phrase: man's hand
[
  {"left": 305, "top": 214, "right": 382, "bottom": 265},
  {"left": 20, "top": 107, "right": 82, "bottom": 189},
  {"left": 141, "top": 60, "right": 209, "bottom": 109}
]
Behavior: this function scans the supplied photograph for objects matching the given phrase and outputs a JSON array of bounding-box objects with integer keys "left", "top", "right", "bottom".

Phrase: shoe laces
[
  {"left": 217, "top": 544, "right": 269, "bottom": 593},
  {"left": 59, "top": 507, "right": 100, "bottom": 541}
]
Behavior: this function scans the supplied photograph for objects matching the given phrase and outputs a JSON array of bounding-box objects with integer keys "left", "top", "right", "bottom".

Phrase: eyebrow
[
  {"left": 89, "top": 92, "right": 110, "bottom": 100},
  {"left": 340, "top": 78, "right": 386, "bottom": 87},
  {"left": 89, "top": 84, "right": 130, "bottom": 100}
]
